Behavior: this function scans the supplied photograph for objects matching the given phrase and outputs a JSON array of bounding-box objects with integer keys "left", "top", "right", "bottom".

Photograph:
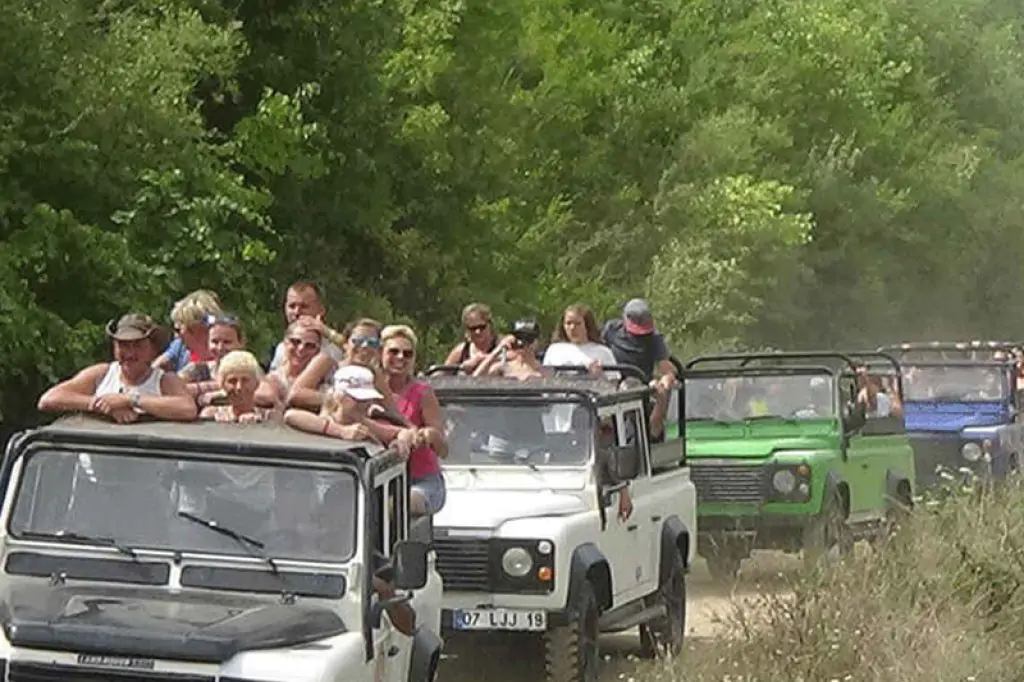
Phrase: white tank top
[{"left": 95, "top": 363, "right": 165, "bottom": 397}]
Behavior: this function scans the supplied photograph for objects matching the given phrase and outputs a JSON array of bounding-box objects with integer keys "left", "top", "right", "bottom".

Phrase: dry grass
[{"left": 642, "top": 482, "right": 1024, "bottom": 681}]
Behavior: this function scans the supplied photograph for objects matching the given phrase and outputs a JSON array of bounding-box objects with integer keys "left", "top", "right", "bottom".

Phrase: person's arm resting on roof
[{"left": 37, "top": 364, "right": 109, "bottom": 414}]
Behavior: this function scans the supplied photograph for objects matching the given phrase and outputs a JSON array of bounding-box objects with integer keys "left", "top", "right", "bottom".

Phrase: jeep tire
[
  {"left": 803, "top": 486, "right": 850, "bottom": 569},
  {"left": 544, "top": 580, "right": 600, "bottom": 682},
  {"left": 639, "top": 549, "right": 686, "bottom": 659}
]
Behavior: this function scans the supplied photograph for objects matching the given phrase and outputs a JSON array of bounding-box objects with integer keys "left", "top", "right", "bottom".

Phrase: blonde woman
[
  {"left": 180, "top": 313, "right": 246, "bottom": 407},
  {"left": 200, "top": 351, "right": 279, "bottom": 423},
  {"left": 154, "top": 289, "right": 224, "bottom": 372},
  {"left": 382, "top": 325, "right": 447, "bottom": 515}
]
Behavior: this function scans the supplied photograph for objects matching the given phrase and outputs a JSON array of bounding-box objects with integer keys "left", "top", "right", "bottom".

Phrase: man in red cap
[{"left": 601, "top": 298, "right": 678, "bottom": 438}]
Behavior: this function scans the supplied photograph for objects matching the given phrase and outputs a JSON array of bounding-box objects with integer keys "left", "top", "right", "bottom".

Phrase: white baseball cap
[{"left": 333, "top": 365, "right": 383, "bottom": 401}]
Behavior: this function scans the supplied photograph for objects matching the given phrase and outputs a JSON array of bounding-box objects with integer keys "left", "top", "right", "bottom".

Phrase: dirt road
[{"left": 439, "top": 552, "right": 800, "bottom": 681}]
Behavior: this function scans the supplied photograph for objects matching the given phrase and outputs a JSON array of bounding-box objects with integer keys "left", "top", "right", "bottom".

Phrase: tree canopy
[{"left": 3, "top": 0, "right": 1024, "bottom": 429}]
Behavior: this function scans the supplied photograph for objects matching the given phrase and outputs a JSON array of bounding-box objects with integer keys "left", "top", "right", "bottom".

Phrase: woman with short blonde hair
[{"left": 200, "top": 350, "right": 279, "bottom": 423}]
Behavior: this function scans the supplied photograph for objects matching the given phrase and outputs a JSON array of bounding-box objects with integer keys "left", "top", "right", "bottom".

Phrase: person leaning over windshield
[
  {"left": 473, "top": 319, "right": 548, "bottom": 380},
  {"left": 38, "top": 313, "right": 197, "bottom": 423},
  {"left": 543, "top": 303, "right": 618, "bottom": 376},
  {"left": 444, "top": 302, "right": 499, "bottom": 374},
  {"left": 601, "top": 299, "right": 678, "bottom": 438},
  {"left": 179, "top": 312, "right": 247, "bottom": 408},
  {"left": 199, "top": 351, "right": 281, "bottom": 423}
]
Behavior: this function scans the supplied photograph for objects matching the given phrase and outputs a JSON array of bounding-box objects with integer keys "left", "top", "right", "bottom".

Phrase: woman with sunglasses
[
  {"left": 259, "top": 317, "right": 327, "bottom": 406},
  {"left": 179, "top": 313, "right": 247, "bottom": 408},
  {"left": 443, "top": 302, "right": 498, "bottom": 374},
  {"left": 381, "top": 325, "right": 448, "bottom": 515},
  {"left": 287, "top": 317, "right": 397, "bottom": 413}
]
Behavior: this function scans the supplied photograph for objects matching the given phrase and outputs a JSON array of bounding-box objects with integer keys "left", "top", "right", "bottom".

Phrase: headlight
[
  {"left": 772, "top": 469, "right": 797, "bottom": 494},
  {"left": 962, "top": 442, "right": 983, "bottom": 462},
  {"left": 536, "top": 540, "right": 553, "bottom": 555},
  {"left": 501, "top": 547, "right": 533, "bottom": 577}
]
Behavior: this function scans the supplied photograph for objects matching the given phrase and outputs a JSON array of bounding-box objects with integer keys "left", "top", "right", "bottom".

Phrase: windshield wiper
[
  {"left": 176, "top": 510, "right": 280, "bottom": 575},
  {"left": 20, "top": 530, "right": 140, "bottom": 561}
]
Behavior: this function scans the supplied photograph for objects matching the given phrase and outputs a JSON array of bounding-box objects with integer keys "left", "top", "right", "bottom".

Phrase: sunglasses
[
  {"left": 466, "top": 323, "right": 489, "bottom": 333},
  {"left": 287, "top": 337, "right": 320, "bottom": 353},
  {"left": 350, "top": 334, "right": 381, "bottom": 349},
  {"left": 386, "top": 348, "right": 415, "bottom": 359},
  {"left": 205, "top": 313, "right": 242, "bottom": 327}
]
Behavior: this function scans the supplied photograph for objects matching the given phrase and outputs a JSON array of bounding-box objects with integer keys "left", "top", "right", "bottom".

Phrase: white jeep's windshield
[
  {"left": 903, "top": 365, "right": 1006, "bottom": 402},
  {"left": 686, "top": 374, "right": 836, "bottom": 421},
  {"left": 10, "top": 449, "right": 357, "bottom": 563},
  {"left": 441, "top": 400, "right": 593, "bottom": 466}
]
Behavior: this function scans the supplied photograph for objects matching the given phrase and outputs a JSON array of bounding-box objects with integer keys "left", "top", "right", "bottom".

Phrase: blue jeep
[{"left": 878, "top": 342, "right": 1024, "bottom": 489}]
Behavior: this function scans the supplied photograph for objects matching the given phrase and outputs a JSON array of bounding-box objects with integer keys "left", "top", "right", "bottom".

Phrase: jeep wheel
[
  {"left": 545, "top": 581, "right": 600, "bottom": 682},
  {"left": 803, "top": 487, "right": 850, "bottom": 570},
  {"left": 639, "top": 550, "right": 686, "bottom": 659},
  {"left": 873, "top": 486, "right": 912, "bottom": 548},
  {"left": 705, "top": 552, "right": 741, "bottom": 582}
]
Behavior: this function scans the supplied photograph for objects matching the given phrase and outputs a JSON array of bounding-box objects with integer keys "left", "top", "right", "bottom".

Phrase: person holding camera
[{"left": 472, "top": 319, "right": 548, "bottom": 380}]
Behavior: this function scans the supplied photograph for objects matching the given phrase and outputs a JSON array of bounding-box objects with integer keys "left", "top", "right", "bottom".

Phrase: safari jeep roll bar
[{"left": 423, "top": 363, "right": 649, "bottom": 384}]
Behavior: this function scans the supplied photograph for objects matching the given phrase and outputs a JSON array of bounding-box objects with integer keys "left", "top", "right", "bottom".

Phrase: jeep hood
[
  {"left": 903, "top": 401, "right": 1006, "bottom": 433},
  {"left": 434, "top": 489, "right": 587, "bottom": 530},
  {"left": 688, "top": 436, "right": 835, "bottom": 459},
  {"left": 0, "top": 583, "right": 345, "bottom": 663}
]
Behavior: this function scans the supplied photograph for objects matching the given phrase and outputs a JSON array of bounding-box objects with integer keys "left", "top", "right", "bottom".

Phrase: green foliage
[{"left": 5, "top": 0, "right": 1024, "bottom": 428}]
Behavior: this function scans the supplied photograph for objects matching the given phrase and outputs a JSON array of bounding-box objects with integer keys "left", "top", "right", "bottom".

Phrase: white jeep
[
  {"left": 0, "top": 416, "right": 443, "bottom": 682},
  {"left": 426, "top": 368, "right": 696, "bottom": 682}
]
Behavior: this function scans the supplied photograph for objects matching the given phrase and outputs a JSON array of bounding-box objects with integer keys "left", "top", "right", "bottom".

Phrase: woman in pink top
[{"left": 382, "top": 325, "right": 447, "bottom": 515}]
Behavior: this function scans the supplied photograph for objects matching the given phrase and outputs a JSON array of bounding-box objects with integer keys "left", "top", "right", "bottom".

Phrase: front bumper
[{"left": 911, "top": 437, "right": 992, "bottom": 488}]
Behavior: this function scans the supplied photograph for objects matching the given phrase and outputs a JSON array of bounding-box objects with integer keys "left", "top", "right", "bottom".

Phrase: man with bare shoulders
[
  {"left": 38, "top": 313, "right": 198, "bottom": 422},
  {"left": 473, "top": 319, "right": 548, "bottom": 380},
  {"left": 266, "top": 281, "right": 346, "bottom": 371}
]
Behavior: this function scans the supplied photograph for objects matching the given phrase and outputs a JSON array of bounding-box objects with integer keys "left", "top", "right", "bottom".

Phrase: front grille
[
  {"left": 434, "top": 536, "right": 491, "bottom": 592},
  {"left": 691, "top": 463, "right": 766, "bottom": 504},
  {"left": 8, "top": 661, "right": 213, "bottom": 682}
]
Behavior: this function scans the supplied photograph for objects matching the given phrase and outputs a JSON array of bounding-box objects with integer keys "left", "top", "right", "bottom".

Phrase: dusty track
[{"left": 439, "top": 551, "right": 801, "bottom": 681}]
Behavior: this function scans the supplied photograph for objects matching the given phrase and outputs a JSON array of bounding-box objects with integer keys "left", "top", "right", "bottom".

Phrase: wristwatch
[{"left": 130, "top": 392, "right": 142, "bottom": 410}]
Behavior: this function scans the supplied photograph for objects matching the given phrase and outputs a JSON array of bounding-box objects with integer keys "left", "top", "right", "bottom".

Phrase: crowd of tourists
[{"left": 36, "top": 281, "right": 680, "bottom": 516}]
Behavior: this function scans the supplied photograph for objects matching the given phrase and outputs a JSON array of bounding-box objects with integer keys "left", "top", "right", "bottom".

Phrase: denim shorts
[{"left": 411, "top": 472, "right": 447, "bottom": 514}]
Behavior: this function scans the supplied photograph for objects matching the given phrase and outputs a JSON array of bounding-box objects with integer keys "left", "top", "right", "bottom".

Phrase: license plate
[{"left": 452, "top": 608, "right": 547, "bottom": 632}]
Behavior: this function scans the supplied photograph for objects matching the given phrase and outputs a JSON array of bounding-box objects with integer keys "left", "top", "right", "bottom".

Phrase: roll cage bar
[
  {"left": 423, "top": 363, "right": 649, "bottom": 384},
  {"left": 686, "top": 350, "right": 906, "bottom": 398}
]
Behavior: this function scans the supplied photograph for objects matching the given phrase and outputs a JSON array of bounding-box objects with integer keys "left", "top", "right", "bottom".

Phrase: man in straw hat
[{"left": 38, "top": 313, "right": 198, "bottom": 423}]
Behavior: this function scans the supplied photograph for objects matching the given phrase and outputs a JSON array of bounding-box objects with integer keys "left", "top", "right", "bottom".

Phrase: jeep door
[
  {"left": 845, "top": 419, "right": 905, "bottom": 520},
  {"left": 617, "top": 404, "right": 659, "bottom": 597}
]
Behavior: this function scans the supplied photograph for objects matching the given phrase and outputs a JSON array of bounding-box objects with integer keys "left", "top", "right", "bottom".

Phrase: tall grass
[{"left": 648, "top": 482, "right": 1024, "bottom": 681}]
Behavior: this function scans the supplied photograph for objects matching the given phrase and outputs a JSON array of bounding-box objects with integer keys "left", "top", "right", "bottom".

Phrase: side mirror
[
  {"left": 610, "top": 445, "right": 641, "bottom": 481},
  {"left": 391, "top": 540, "right": 429, "bottom": 591}
]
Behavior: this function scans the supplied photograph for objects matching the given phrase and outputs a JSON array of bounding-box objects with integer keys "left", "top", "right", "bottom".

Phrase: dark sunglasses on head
[
  {"left": 350, "top": 334, "right": 381, "bottom": 349},
  {"left": 205, "top": 313, "right": 242, "bottom": 327},
  {"left": 288, "top": 337, "right": 320, "bottom": 353},
  {"left": 386, "top": 348, "right": 415, "bottom": 359}
]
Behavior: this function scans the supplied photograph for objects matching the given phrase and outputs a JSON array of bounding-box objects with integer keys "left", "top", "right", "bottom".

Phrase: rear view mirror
[
  {"left": 391, "top": 540, "right": 429, "bottom": 590},
  {"left": 611, "top": 445, "right": 641, "bottom": 481}
]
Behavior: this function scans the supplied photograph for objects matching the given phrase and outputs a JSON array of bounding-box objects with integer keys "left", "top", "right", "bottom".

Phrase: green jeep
[{"left": 683, "top": 351, "right": 916, "bottom": 580}]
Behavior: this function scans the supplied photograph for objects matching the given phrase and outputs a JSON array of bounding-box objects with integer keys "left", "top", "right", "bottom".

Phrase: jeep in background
[
  {"left": 684, "top": 351, "right": 916, "bottom": 581},
  {"left": 0, "top": 417, "right": 443, "bottom": 682},
  {"left": 425, "top": 365, "right": 695, "bottom": 682},
  {"left": 879, "top": 342, "right": 1024, "bottom": 488}
]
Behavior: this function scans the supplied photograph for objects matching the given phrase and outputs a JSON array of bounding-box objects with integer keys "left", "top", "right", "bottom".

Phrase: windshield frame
[
  {"left": 438, "top": 393, "right": 598, "bottom": 470},
  {"left": 684, "top": 366, "right": 839, "bottom": 423},
  {"left": 901, "top": 360, "right": 1012, "bottom": 403},
  {"left": 2, "top": 441, "right": 365, "bottom": 568}
]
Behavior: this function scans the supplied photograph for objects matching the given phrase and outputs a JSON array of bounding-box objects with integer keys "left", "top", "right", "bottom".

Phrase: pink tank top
[{"left": 397, "top": 381, "right": 441, "bottom": 480}]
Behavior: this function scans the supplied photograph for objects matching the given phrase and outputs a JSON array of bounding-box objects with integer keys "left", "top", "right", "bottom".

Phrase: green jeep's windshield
[
  {"left": 440, "top": 399, "right": 593, "bottom": 466},
  {"left": 10, "top": 449, "right": 358, "bottom": 563},
  {"left": 686, "top": 373, "right": 836, "bottom": 421},
  {"left": 903, "top": 365, "right": 1006, "bottom": 401}
]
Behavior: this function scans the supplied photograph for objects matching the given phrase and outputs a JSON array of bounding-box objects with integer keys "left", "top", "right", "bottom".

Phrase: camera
[{"left": 510, "top": 319, "right": 540, "bottom": 348}]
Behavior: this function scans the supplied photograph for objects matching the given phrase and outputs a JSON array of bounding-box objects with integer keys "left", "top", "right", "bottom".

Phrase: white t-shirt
[{"left": 543, "top": 342, "right": 618, "bottom": 370}]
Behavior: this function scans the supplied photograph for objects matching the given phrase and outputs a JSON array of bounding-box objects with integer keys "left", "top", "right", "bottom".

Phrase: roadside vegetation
[{"left": 642, "top": 482, "right": 1024, "bottom": 681}]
